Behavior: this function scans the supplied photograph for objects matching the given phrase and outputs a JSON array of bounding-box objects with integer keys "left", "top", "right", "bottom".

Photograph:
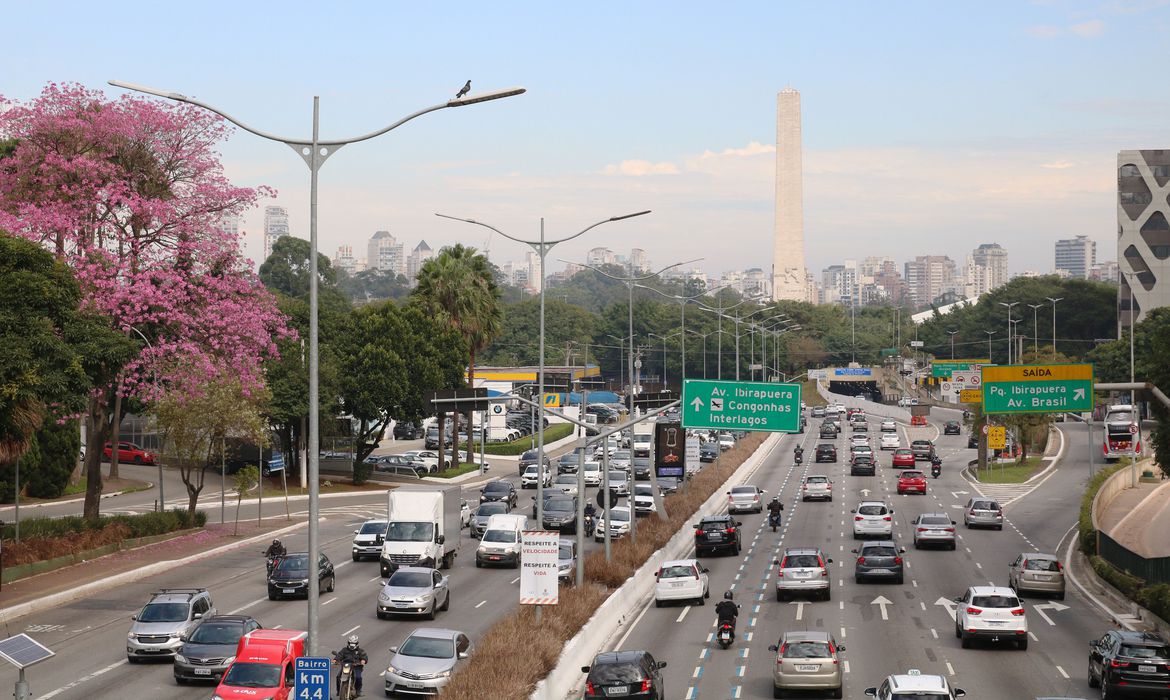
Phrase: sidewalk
[{"left": 1100, "top": 464, "right": 1170, "bottom": 558}]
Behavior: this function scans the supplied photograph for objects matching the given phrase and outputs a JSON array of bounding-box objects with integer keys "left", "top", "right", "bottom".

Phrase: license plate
[
  {"left": 1140, "top": 664, "right": 1157, "bottom": 673},
  {"left": 868, "top": 568, "right": 889, "bottom": 574},
  {"left": 1035, "top": 575, "right": 1050, "bottom": 581},
  {"left": 795, "top": 664, "right": 819, "bottom": 672},
  {"left": 193, "top": 668, "right": 212, "bottom": 676},
  {"left": 987, "top": 620, "right": 1005, "bottom": 626},
  {"left": 490, "top": 555, "right": 500, "bottom": 560},
  {"left": 405, "top": 681, "right": 425, "bottom": 689},
  {"left": 394, "top": 602, "right": 410, "bottom": 607},
  {"left": 283, "top": 588, "right": 296, "bottom": 594},
  {"left": 706, "top": 533, "right": 722, "bottom": 540},
  {"left": 671, "top": 582, "right": 685, "bottom": 588},
  {"left": 929, "top": 530, "right": 943, "bottom": 535},
  {"left": 606, "top": 686, "right": 629, "bottom": 696},
  {"left": 794, "top": 572, "right": 811, "bottom": 578}
]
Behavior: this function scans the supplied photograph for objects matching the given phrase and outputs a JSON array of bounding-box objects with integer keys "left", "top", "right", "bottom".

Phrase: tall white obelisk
[{"left": 772, "top": 88, "right": 808, "bottom": 302}]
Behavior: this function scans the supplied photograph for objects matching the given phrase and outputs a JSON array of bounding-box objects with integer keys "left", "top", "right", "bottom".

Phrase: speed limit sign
[
  {"left": 982, "top": 424, "right": 989, "bottom": 436},
  {"left": 1131, "top": 424, "right": 1139, "bottom": 434}
]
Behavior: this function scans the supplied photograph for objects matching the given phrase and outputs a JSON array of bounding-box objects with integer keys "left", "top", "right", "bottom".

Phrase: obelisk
[{"left": 772, "top": 88, "right": 808, "bottom": 301}]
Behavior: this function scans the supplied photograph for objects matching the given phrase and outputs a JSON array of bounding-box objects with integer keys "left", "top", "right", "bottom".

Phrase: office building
[
  {"left": 772, "top": 88, "right": 809, "bottom": 301},
  {"left": 367, "top": 230, "right": 405, "bottom": 276},
  {"left": 333, "top": 245, "right": 356, "bottom": 274},
  {"left": 904, "top": 255, "right": 958, "bottom": 309},
  {"left": 1118, "top": 150, "right": 1170, "bottom": 330},
  {"left": 406, "top": 240, "right": 434, "bottom": 280},
  {"left": 1054, "top": 235, "right": 1096, "bottom": 279},
  {"left": 262, "top": 206, "right": 290, "bottom": 261}
]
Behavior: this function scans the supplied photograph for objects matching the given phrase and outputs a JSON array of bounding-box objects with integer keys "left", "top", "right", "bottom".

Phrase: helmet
[
  {"left": 771, "top": 495, "right": 780, "bottom": 502},
  {"left": 723, "top": 591, "right": 734, "bottom": 601},
  {"left": 272, "top": 539, "right": 281, "bottom": 546},
  {"left": 347, "top": 635, "right": 359, "bottom": 649}
]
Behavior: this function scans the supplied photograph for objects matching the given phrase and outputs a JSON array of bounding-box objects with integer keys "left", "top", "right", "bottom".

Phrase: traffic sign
[
  {"left": 988, "top": 426, "right": 1006, "bottom": 450},
  {"left": 932, "top": 359, "right": 990, "bottom": 378},
  {"left": 542, "top": 393, "right": 560, "bottom": 408},
  {"left": 981, "top": 363, "right": 1094, "bottom": 415},
  {"left": 295, "top": 657, "right": 330, "bottom": 700},
  {"left": 681, "top": 379, "right": 801, "bottom": 432},
  {"left": 519, "top": 530, "right": 560, "bottom": 605},
  {"left": 960, "top": 389, "right": 983, "bottom": 404}
]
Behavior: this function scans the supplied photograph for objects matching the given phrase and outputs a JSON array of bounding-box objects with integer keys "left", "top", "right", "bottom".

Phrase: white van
[
  {"left": 475, "top": 513, "right": 528, "bottom": 569},
  {"left": 582, "top": 461, "right": 602, "bottom": 486}
]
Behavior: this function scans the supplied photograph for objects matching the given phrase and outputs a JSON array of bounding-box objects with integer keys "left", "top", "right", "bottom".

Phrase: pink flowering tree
[{"left": 0, "top": 83, "right": 291, "bottom": 520}]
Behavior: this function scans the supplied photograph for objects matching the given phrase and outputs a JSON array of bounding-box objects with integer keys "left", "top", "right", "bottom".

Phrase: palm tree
[{"left": 413, "top": 244, "right": 502, "bottom": 465}]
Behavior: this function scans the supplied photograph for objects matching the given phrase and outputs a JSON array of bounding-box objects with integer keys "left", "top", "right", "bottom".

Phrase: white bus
[{"left": 1103, "top": 404, "right": 1141, "bottom": 462}]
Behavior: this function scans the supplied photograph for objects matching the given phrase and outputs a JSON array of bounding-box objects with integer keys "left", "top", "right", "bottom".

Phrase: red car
[
  {"left": 897, "top": 470, "right": 927, "bottom": 495},
  {"left": 892, "top": 448, "right": 915, "bottom": 468},
  {"left": 102, "top": 441, "right": 156, "bottom": 465}
]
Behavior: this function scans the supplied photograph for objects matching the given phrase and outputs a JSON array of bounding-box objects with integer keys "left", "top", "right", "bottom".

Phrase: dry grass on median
[{"left": 442, "top": 432, "right": 766, "bottom": 697}]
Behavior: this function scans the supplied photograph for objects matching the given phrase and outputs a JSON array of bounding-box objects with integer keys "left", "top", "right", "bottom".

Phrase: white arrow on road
[
  {"left": 1074, "top": 388, "right": 1085, "bottom": 401},
  {"left": 790, "top": 600, "right": 807, "bottom": 621},
  {"left": 690, "top": 397, "right": 705, "bottom": 411},
  {"left": 872, "top": 596, "right": 893, "bottom": 621},
  {"left": 935, "top": 597, "right": 958, "bottom": 622},
  {"left": 860, "top": 489, "right": 871, "bottom": 497},
  {"left": 1032, "top": 601, "right": 1070, "bottom": 626}
]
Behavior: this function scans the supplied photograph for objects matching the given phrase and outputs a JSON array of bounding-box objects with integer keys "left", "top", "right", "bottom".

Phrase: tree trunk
[
  {"left": 436, "top": 413, "right": 447, "bottom": 471},
  {"left": 449, "top": 411, "right": 460, "bottom": 471},
  {"left": 466, "top": 353, "right": 476, "bottom": 464},
  {"left": 82, "top": 393, "right": 114, "bottom": 521},
  {"left": 107, "top": 390, "right": 123, "bottom": 481}
]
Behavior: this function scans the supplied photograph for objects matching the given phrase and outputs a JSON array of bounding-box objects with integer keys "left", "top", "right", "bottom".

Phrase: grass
[
  {"left": 441, "top": 431, "right": 766, "bottom": 698},
  {"left": 802, "top": 380, "right": 827, "bottom": 406},
  {"left": 976, "top": 456, "right": 1046, "bottom": 484},
  {"left": 463, "top": 423, "right": 576, "bottom": 456},
  {"left": 431, "top": 462, "right": 485, "bottom": 479}
]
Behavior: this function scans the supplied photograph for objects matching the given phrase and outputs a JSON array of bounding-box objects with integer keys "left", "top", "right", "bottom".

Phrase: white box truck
[
  {"left": 379, "top": 485, "right": 462, "bottom": 577},
  {"left": 631, "top": 421, "right": 654, "bottom": 458}
]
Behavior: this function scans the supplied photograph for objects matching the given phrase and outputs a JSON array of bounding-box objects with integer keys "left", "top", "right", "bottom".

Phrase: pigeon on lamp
[{"left": 456, "top": 80, "right": 471, "bottom": 99}]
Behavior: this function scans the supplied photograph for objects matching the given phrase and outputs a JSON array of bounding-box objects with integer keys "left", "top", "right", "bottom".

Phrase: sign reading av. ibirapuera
[
  {"left": 682, "top": 379, "right": 802, "bottom": 432},
  {"left": 519, "top": 530, "right": 560, "bottom": 605}
]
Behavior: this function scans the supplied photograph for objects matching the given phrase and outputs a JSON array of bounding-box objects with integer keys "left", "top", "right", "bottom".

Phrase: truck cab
[
  {"left": 214, "top": 629, "right": 306, "bottom": 700},
  {"left": 380, "top": 485, "right": 462, "bottom": 577}
]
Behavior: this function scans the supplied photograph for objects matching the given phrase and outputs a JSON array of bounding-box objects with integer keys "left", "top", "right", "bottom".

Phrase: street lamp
[
  {"left": 998, "top": 302, "right": 1018, "bottom": 364},
  {"left": 686, "top": 329, "right": 713, "bottom": 379},
  {"left": 606, "top": 334, "right": 625, "bottom": 393},
  {"left": 695, "top": 296, "right": 749, "bottom": 380},
  {"left": 635, "top": 284, "right": 727, "bottom": 383},
  {"left": 1010, "top": 319, "right": 1022, "bottom": 364},
  {"left": 1046, "top": 297, "right": 1063, "bottom": 360},
  {"left": 110, "top": 79, "right": 526, "bottom": 655},
  {"left": 759, "top": 318, "right": 794, "bottom": 381},
  {"left": 946, "top": 330, "right": 959, "bottom": 360},
  {"left": 1121, "top": 272, "right": 1140, "bottom": 406},
  {"left": 649, "top": 331, "right": 683, "bottom": 388},
  {"left": 985, "top": 330, "right": 997, "bottom": 362},
  {"left": 841, "top": 294, "right": 857, "bottom": 363},
  {"left": 437, "top": 212, "right": 650, "bottom": 528},
  {"left": 1027, "top": 304, "right": 1044, "bottom": 355}
]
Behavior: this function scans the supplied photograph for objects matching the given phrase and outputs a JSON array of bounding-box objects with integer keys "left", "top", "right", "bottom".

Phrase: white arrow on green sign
[
  {"left": 980, "top": 363, "right": 1094, "bottom": 414},
  {"left": 681, "top": 379, "right": 802, "bottom": 432}
]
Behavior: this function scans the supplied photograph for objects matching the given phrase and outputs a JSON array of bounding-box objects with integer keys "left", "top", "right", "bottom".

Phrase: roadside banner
[{"left": 519, "top": 531, "right": 560, "bottom": 605}]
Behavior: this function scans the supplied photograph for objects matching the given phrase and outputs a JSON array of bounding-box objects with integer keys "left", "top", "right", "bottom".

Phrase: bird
[{"left": 456, "top": 80, "right": 471, "bottom": 99}]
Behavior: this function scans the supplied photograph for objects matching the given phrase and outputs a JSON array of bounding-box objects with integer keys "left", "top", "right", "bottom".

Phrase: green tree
[
  {"left": 413, "top": 245, "right": 501, "bottom": 463},
  {"left": 259, "top": 236, "right": 339, "bottom": 301},
  {"left": 336, "top": 268, "right": 413, "bottom": 304},
  {"left": 232, "top": 465, "right": 259, "bottom": 536}
]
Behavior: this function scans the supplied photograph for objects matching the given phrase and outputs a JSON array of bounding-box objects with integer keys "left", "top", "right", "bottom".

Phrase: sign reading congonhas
[{"left": 519, "top": 530, "right": 560, "bottom": 605}]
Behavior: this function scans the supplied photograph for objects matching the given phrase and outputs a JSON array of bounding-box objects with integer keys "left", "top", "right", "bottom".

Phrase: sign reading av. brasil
[
  {"left": 981, "top": 363, "right": 1094, "bottom": 415},
  {"left": 682, "top": 379, "right": 802, "bottom": 432},
  {"left": 295, "top": 656, "right": 330, "bottom": 699}
]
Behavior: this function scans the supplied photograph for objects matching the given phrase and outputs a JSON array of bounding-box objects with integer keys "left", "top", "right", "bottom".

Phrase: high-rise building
[
  {"left": 772, "top": 88, "right": 808, "bottom": 301},
  {"left": 969, "top": 243, "right": 1008, "bottom": 292},
  {"left": 629, "top": 248, "right": 650, "bottom": 273},
  {"left": 821, "top": 262, "right": 858, "bottom": 305},
  {"left": 1054, "top": 235, "right": 1096, "bottom": 279},
  {"left": 406, "top": 240, "right": 434, "bottom": 280},
  {"left": 525, "top": 251, "right": 541, "bottom": 293},
  {"left": 1089, "top": 260, "right": 1119, "bottom": 283},
  {"left": 333, "top": 245, "right": 356, "bottom": 274},
  {"left": 586, "top": 247, "right": 615, "bottom": 268},
  {"left": 367, "top": 230, "right": 405, "bottom": 276},
  {"left": 904, "top": 256, "right": 958, "bottom": 308},
  {"left": 262, "top": 206, "right": 290, "bottom": 261},
  {"left": 1118, "top": 150, "right": 1170, "bottom": 331}
]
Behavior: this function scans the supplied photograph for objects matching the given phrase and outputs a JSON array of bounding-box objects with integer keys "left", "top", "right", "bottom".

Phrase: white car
[
  {"left": 554, "top": 474, "right": 579, "bottom": 497},
  {"left": 595, "top": 506, "right": 632, "bottom": 541},
  {"left": 607, "top": 449, "right": 632, "bottom": 471},
  {"left": 654, "top": 558, "right": 709, "bottom": 607},
  {"left": 400, "top": 450, "right": 449, "bottom": 472},
  {"left": 850, "top": 435, "right": 870, "bottom": 449},
  {"left": 459, "top": 500, "right": 472, "bottom": 528},
  {"left": 605, "top": 471, "right": 630, "bottom": 496},
  {"left": 880, "top": 433, "right": 900, "bottom": 450},
  {"left": 954, "top": 585, "right": 1028, "bottom": 650},
  {"left": 520, "top": 464, "right": 551, "bottom": 489},
  {"left": 864, "top": 669, "right": 966, "bottom": 699},
  {"left": 852, "top": 501, "right": 894, "bottom": 539},
  {"left": 880, "top": 420, "right": 897, "bottom": 433},
  {"left": 717, "top": 434, "right": 735, "bottom": 451},
  {"left": 581, "top": 461, "right": 602, "bottom": 486}
]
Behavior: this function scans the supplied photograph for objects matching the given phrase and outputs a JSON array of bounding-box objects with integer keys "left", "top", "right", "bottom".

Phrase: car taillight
[
  {"left": 857, "top": 557, "right": 866, "bottom": 565},
  {"left": 726, "top": 527, "right": 736, "bottom": 534},
  {"left": 854, "top": 516, "right": 863, "bottom": 521},
  {"left": 586, "top": 681, "right": 596, "bottom": 694},
  {"left": 1011, "top": 608, "right": 1025, "bottom": 616},
  {"left": 966, "top": 607, "right": 981, "bottom": 615},
  {"left": 916, "top": 527, "right": 927, "bottom": 533},
  {"left": 640, "top": 679, "right": 652, "bottom": 692},
  {"left": 1056, "top": 561, "right": 1064, "bottom": 571},
  {"left": 944, "top": 527, "right": 955, "bottom": 532},
  {"left": 753, "top": 495, "right": 760, "bottom": 501},
  {"left": 883, "top": 516, "right": 892, "bottom": 521},
  {"left": 893, "top": 556, "right": 903, "bottom": 564},
  {"left": 1111, "top": 659, "right": 1130, "bottom": 668}
]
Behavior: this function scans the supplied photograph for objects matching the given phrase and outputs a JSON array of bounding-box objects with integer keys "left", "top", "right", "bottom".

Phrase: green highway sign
[
  {"left": 932, "top": 358, "right": 990, "bottom": 378},
  {"left": 981, "top": 363, "right": 1094, "bottom": 414},
  {"left": 681, "top": 379, "right": 802, "bottom": 432}
]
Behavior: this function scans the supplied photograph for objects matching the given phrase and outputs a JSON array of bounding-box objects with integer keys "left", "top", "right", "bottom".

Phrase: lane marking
[
  {"left": 40, "top": 659, "right": 127, "bottom": 699},
  {"left": 342, "top": 625, "right": 360, "bottom": 637},
  {"left": 1057, "top": 665, "right": 1068, "bottom": 679},
  {"left": 475, "top": 600, "right": 486, "bottom": 608},
  {"left": 322, "top": 597, "right": 337, "bottom": 606},
  {"left": 229, "top": 596, "right": 268, "bottom": 614},
  {"left": 676, "top": 606, "right": 691, "bottom": 623},
  {"left": 945, "top": 661, "right": 955, "bottom": 676}
]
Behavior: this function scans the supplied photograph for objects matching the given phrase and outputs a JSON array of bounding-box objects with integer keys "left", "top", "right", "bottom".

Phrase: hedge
[
  {"left": 2, "top": 508, "right": 207, "bottom": 541},
  {"left": 468, "top": 423, "right": 576, "bottom": 456}
]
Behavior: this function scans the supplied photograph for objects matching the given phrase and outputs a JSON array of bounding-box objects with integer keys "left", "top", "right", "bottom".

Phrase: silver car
[
  {"left": 774, "top": 547, "right": 832, "bottom": 601},
  {"left": 728, "top": 485, "right": 765, "bottom": 514},
  {"left": 964, "top": 497, "right": 1004, "bottom": 530},
  {"left": 911, "top": 513, "right": 957, "bottom": 549},
  {"left": 1009, "top": 552, "right": 1065, "bottom": 599},
  {"left": 558, "top": 539, "right": 577, "bottom": 584},
  {"left": 801, "top": 475, "right": 832, "bottom": 502},
  {"left": 384, "top": 628, "right": 472, "bottom": 696},
  {"left": 470, "top": 502, "right": 509, "bottom": 538},
  {"left": 376, "top": 567, "right": 450, "bottom": 620},
  {"left": 768, "top": 630, "right": 845, "bottom": 697},
  {"left": 127, "top": 588, "right": 216, "bottom": 661}
]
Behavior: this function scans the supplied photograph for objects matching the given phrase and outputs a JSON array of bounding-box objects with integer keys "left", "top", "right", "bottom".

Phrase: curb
[
  {"left": 0, "top": 518, "right": 310, "bottom": 625},
  {"left": 0, "top": 483, "right": 156, "bottom": 513}
]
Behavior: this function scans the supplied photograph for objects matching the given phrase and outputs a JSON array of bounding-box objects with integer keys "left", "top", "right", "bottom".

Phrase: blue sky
[{"left": 5, "top": 1, "right": 1170, "bottom": 279}]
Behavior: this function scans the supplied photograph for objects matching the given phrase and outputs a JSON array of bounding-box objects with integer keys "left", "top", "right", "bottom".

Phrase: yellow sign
[
  {"left": 960, "top": 389, "right": 983, "bottom": 404},
  {"left": 988, "top": 426, "right": 1006, "bottom": 450},
  {"left": 542, "top": 393, "right": 561, "bottom": 407},
  {"left": 981, "top": 363, "right": 1093, "bottom": 382}
]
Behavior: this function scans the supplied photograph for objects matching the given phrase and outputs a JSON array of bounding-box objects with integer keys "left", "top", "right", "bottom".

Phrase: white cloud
[
  {"left": 1026, "top": 24, "right": 1063, "bottom": 37},
  {"left": 1070, "top": 19, "right": 1105, "bottom": 36},
  {"left": 1041, "top": 160, "right": 1076, "bottom": 169},
  {"left": 1026, "top": 18, "right": 1105, "bottom": 37},
  {"left": 601, "top": 159, "right": 680, "bottom": 176}
]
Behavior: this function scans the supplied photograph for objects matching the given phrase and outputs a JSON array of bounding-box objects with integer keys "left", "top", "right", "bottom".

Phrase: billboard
[{"left": 654, "top": 421, "right": 685, "bottom": 477}]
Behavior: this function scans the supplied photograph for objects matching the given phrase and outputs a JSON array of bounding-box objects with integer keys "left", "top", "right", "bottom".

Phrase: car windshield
[
  {"left": 1024, "top": 558, "right": 1060, "bottom": 572},
  {"left": 546, "top": 499, "right": 574, "bottom": 513},
  {"left": 890, "top": 694, "right": 949, "bottom": 699},
  {"left": 399, "top": 635, "right": 455, "bottom": 659},
  {"left": 608, "top": 472, "right": 626, "bottom": 482},
  {"left": 138, "top": 602, "right": 189, "bottom": 623},
  {"left": 221, "top": 661, "right": 281, "bottom": 688},
  {"left": 896, "top": 449, "right": 911, "bottom": 455},
  {"left": 971, "top": 595, "right": 1019, "bottom": 608},
  {"left": 635, "top": 485, "right": 653, "bottom": 496},
  {"left": 783, "top": 555, "right": 821, "bottom": 567},
  {"left": 558, "top": 544, "right": 574, "bottom": 560},
  {"left": 359, "top": 522, "right": 387, "bottom": 535},
  {"left": 608, "top": 510, "right": 631, "bottom": 522},
  {"left": 863, "top": 546, "right": 897, "bottom": 557},
  {"left": 782, "top": 640, "right": 832, "bottom": 658},
  {"left": 522, "top": 450, "right": 538, "bottom": 460},
  {"left": 387, "top": 571, "right": 431, "bottom": 588},
  {"left": 188, "top": 622, "right": 243, "bottom": 645},
  {"left": 477, "top": 503, "right": 506, "bottom": 516},
  {"left": 612, "top": 451, "right": 630, "bottom": 460},
  {"left": 274, "top": 555, "right": 309, "bottom": 574},
  {"left": 902, "top": 472, "right": 924, "bottom": 479},
  {"left": 858, "top": 505, "right": 886, "bottom": 516},
  {"left": 660, "top": 565, "right": 695, "bottom": 578},
  {"left": 972, "top": 501, "right": 1000, "bottom": 511},
  {"left": 1121, "top": 645, "right": 1170, "bottom": 659},
  {"left": 483, "top": 482, "right": 509, "bottom": 493},
  {"left": 556, "top": 476, "right": 576, "bottom": 485},
  {"left": 590, "top": 661, "right": 644, "bottom": 683},
  {"left": 807, "top": 477, "right": 827, "bottom": 484},
  {"left": 731, "top": 486, "right": 756, "bottom": 495},
  {"left": 483, "top": 529, "right": 517, "bottom": 543},
  {"left": 385, "top": 522, "right": 435, "bottom": 542}
]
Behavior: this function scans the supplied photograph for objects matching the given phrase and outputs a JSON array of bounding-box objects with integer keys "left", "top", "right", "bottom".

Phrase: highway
[{"left": 611, "top": 410, "right": 1104, "bottom": 699}]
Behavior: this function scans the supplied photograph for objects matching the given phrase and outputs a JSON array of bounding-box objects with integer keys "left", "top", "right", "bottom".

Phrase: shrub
[
  {"left": 1079, "top": 461, "right": 1128, "bottom": 555},
  {"left": 479, "top": 423, "right": 576, "bottom": 456},
  {"left": 0, "top": 509, "right": 206, "bottom": 567}
]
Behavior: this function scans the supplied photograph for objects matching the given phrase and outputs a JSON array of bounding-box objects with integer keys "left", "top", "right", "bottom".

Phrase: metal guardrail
[{"left": 1098, "top": 531, "right": 1170, "bottom": 586}]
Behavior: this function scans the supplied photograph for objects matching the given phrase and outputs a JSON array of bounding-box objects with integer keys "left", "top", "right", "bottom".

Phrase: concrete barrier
[
  {"left": 530, "top": 432, "right": 783, "bottom": 700},
  {"left": 1093, "top": 458, "right": 1158, "bottom": 531}
]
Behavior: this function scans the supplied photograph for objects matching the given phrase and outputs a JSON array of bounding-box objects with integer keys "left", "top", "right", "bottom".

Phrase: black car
[
  {"left": 393, "top": 421, "right": 424, "bottom": 440},
  {"left": 968, "top": 433, "right": 979, "bottom": 449},
  {"left": 815, "top": 443, "right": 838, "bottom": 463},
  {"left": 818, "top": 423, "right": 838, "bottom": 439},
  {"left": 694, "top": 514, "right": 742, "bottom": 556},
  {"left": 480, "top": 480, "right": 517, "bottom": 508},
  {"left": 582, "top": 650, "right": 667, "bottom": 700},
  {"left": 267, "top": 552, "right": 334, "bottom": 600},
  {"left": 1089, "top": 630, "right": 1170, "bottom": 697},
  {"left": 699, "top": 443, "right": 720, "bottom": 463},
  {"left": 518, "top": 448, "right": 547, "bottom": 476},
  {"left": 850, "top": 454, "right": 876, "bottom": 476},
  {"left": 632, "top": 457, "right": 651, "bottom": 480},
  {"left": 534, "top": 496, "right": 578, "bottom": 533},
  {"left": 173, "top": 615, "right": 262, "bottom": 683},
  {"left": 944, "top": 421, "right": 962, "bottom": 435}
]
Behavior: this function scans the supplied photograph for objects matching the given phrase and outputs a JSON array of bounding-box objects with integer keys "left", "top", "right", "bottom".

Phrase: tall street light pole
[
  {"left": 697, "top": 296, "right": 748, "bottom": 380},
  {"left": 636, "top": 285, "right": 726, "bottom": 383},
  {"left": 1121, "top": 272, "right": 1140, "bottom": 406},
  {"left": 687, "top": 330, "right": 712, "bottom": 379},
  {"left": 606, "top": 334, "right": 625, "bottom": 393},
  {"left": 438, "top": 212, "right": 650, "bottom": 530},
  {"left": 947, "top": 330, "right": 959, "bottom": 360},
  {"left": 1046, "top": 296, "right": 1063, "bottom": 360},
  {"left": 649, "top": 332, "right": 681, "bottom": 387},
  {"left": 1028, "top": 304, "right": 1043, "bottom": 355},
  {"left": 985, "top": 330, "right": 997, "bottom": 363},
  {"left": 108, "top": 78, "right": 525, "bottom": 655},
  {"left": 999, "top": 301, "right": 1018, "bottom": 364}
]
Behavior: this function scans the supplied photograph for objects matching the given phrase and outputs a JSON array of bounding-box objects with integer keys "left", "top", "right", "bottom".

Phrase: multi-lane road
[{"left": 611, "top": 409, "right": 1104, "bottom": 699}]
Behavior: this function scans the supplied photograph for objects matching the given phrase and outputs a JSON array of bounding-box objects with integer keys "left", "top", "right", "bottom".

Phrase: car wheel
[
  {"left": 895, "top": 575, "right": 904, "bottom": 585},
  {"left": 1101, "top": 678, "right": 1116, "bottom": 700},
  {"left": 697, "top": 595, "right": 705, "bottom": 606},
  {"left": 996, "top": 525, "right": 1003, "bottom": 531},
  {"left": 127, "top": 656, "right": 138, "bottom": 664},
  {"left": 960, "top": 631, "right": 972, "bottom": 649},
  {"left": 954, "top": 622, "right": 961, "bottom": 639},
  {"left": 831, "top": 687, "right": 843, "bottom": 699},
  {"left": 914, "top": 540, "right": 921, "bottom": 549},
  {"left": 1056, "top": 590, "right": 1065, "bottom": 601},
  {"left": 327, "top": 575, "right": 335, "bottom": 593},
  {"left": 441, "top": 593, "right": 450, "bottom": 611},
  {"left": 376, "top": 610, "right": 387, "bottom": 620},
  {"left": 268, "top": 592, "right": 277, "bottom": 601},
  {"left": 655, "top": 599, "right": 663, "bottom": 608},
  {"left": 1088, "top": 665, "right": 1100, "bottom": 688},
  {"left": 475, "top": 559, "right": 482, "bottom": 568},
  {"left": 950, "top": 542, "right": 957, "bottom": 551},
  {"left": 426, "top": 601, "right": 436, "bottom": 621},
  {"left": 776, "top": 589, "right": 784, "bottom": 602},
  {"left": 855, "top": 575, "right": 863, "bottom": 584},
  {"left": 1018, "top": 637, "right": 1028, "bottom": 650},
  {"left": 823, "top": 587, "right": 831, "bottom": 601},
  {"left": 134, "top": 455, "right": 143, "bottom": 464},
  {"left": 175, "top": 676, "right": 187, "bottom": 685},
  {"left": 352, "top": 554, "right": 360, "bottom": 562},
  {"left": 827, "top": 496, "right": 832, "bottom": 502},
  {"left": 773, "top": 685, "right": 785, "bottom": 699}
]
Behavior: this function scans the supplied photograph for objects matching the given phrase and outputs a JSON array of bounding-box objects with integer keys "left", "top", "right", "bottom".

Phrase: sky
[{"left": 4, "top": 1, "right": 1170, "bottom": 280}]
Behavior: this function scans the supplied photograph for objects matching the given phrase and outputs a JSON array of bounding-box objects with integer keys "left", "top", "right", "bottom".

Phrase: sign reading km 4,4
[
  {"left": 682, "top": 379, "right": 802, "bottom": 432},
  {"left": 981, "top": 363, "right": 1094, "bottom": 415}
]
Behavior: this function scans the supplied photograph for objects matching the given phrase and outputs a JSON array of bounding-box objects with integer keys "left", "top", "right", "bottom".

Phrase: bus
[{"left": 1103, "top": 404, "right": 1141, "bottom": 462}]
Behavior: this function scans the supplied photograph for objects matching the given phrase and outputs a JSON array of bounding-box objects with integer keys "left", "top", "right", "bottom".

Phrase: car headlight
[
  {"left": 223, "top": 656, "right": 235, "bottom": 666},
  {"left": 174, "top": 654, "right": 188, "bottom": 663},
  {"left": 127, "top": 632, "right": 136, "bottom": 640},
  {"left": 415, "top": 594, "right": 431, "bottom": 603},
  {"left": 169, "top": 632, "right": 183, "bottom": 639},
  {"left": 379, "top": 593, "right": 390, "bottom": 602},
  {"left": 387, "top": 665, "right": 400, "bottom": 675}
]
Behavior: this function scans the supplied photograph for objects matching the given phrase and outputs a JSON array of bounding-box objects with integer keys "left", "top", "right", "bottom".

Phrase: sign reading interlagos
[{"left": 681, "top": 379, "right": 802, "bottom": 432}]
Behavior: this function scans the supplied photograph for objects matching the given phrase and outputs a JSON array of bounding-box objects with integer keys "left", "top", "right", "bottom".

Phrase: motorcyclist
[
  {"left": 263, "top": 539, "right": 286, "bottom": 568},
  {"left": 767, "top": 496, "right": 784, "bottom": 520},
  {"left": 334, "top": 635, "right": 368, "bottom": 697},
  {"left": 583, "top": 503, "right": 598, "bottom": 534},
  {"left": 794, "top": 445, "right": 804, "bottom": 460},
  {"left": 715, "top": 591, "right": 739, "bottom": 640},
  {"left": 930, "top": 454, "right": 942, "bottom": 477}
]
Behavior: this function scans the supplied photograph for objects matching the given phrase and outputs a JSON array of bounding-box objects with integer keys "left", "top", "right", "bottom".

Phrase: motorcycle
[
  {"left": 717, "top": 621, "right": 735, "bottom": 649},
  {"left": 794, "top": 450, "right": 803, "bottom": 466},
  {"left": 263, "top": 552, "right": 282, "bottom": 576},
  {"left": 332, "top": 654, "right": 363, "bottom": 700},
  {"left": 930, "top": 457, "right": 942, "bottom": 479},
  {"left": 768, "top": 511, "right": 782, "bottom": 532},
  {"left": 583, "top": 513, "right": 596, "bottom": 538}
]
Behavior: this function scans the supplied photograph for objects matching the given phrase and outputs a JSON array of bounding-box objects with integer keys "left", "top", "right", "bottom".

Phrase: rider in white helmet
[{"left": 334, "top": 634, "right": 368, "bottom": 696}]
